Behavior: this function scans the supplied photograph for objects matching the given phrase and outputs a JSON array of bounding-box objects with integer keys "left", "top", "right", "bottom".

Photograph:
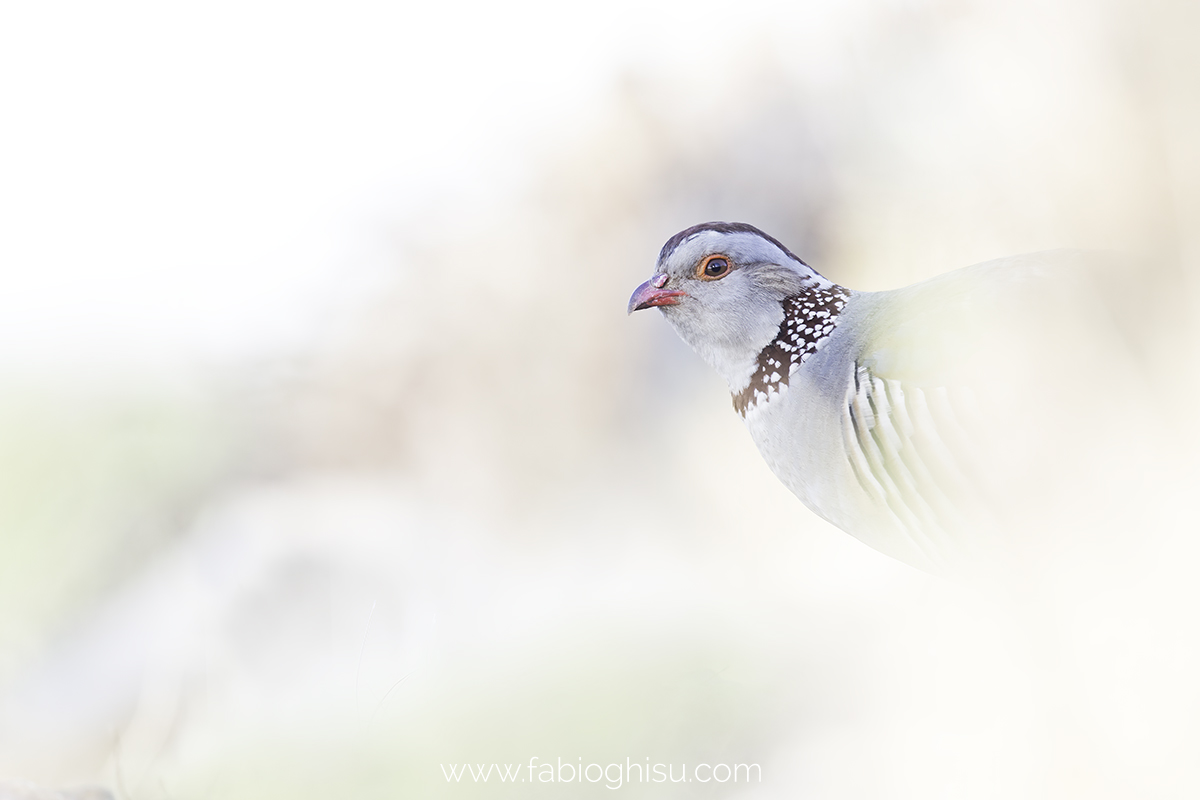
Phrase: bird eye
[{"left": 698, "top": 255, "right": 732, "bottom": 280}]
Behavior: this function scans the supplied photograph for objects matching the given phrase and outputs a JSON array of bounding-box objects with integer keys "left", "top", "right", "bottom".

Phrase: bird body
[{"left": 630, "top": 222, "right": 1147, "bottom": 571}]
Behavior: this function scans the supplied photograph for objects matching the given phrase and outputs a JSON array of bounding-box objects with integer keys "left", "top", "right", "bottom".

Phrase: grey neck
[{"left": 732, "top": 284, "right": 851, "bottom": 416}]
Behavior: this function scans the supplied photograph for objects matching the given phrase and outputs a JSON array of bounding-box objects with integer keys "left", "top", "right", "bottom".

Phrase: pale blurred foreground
[{"left": 3, "top": 1, "right": 1200, "bottom": 798}]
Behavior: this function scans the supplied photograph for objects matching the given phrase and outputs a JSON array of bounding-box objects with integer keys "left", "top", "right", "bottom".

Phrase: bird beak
[{"left": 627, "top": 276, "right": 687, "bottom": 314}]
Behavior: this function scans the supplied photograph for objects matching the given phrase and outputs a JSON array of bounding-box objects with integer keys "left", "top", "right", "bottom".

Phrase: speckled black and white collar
[{"left": 732, "top": 285, "right": 851, "bottom": 416}]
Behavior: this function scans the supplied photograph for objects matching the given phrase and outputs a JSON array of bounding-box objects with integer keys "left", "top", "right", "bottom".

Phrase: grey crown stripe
[{"left": 657, "top": 221, "right": 810, "bottom": 268}]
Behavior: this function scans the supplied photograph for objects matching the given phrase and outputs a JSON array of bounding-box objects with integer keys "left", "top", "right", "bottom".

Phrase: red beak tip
[{"left": 628, "top": 279, "right": 686, "bottom": 314}]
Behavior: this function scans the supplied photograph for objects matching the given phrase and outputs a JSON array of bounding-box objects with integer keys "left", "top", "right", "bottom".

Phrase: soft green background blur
[{"left": 3, "top": 1, "right": 1200, "bottom": 798}]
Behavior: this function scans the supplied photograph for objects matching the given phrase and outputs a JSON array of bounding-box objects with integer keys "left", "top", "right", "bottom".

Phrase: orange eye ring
[{"left": 697, "top": 254, "right": 732, "bottom": 281}]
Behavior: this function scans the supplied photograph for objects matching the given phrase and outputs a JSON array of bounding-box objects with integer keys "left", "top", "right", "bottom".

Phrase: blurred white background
[{"left": 2, "top": 0, "right": 1199, "bottom": 798}]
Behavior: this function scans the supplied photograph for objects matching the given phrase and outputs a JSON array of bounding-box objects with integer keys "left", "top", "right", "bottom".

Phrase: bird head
[{"left": 628, "top": 222, "right": 835, "bottom": 390}]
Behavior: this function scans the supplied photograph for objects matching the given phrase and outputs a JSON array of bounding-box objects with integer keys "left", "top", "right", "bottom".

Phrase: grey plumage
[{"left": 629, "top": 222, "right": 1155, "bottom": 571}]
